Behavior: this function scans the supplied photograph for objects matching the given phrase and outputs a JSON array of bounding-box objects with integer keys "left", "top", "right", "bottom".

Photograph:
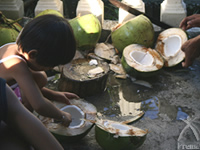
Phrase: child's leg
[{"left": 1, "top": 80, "right": 64, "bottom": 150}]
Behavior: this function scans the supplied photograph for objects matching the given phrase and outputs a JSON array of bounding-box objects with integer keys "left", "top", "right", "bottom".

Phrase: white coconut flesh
[
  {"left": 60, "top": 105, "right": 85, "bottom": 129},
  {"left": 156, "top": 28, "right": 187, "bottom": 67},
  {"left": 163, "top": 35, "right": 182, "bottom": 57},
  {"left": 96, "top": 119, "right": 147, "bottom": 137},
  {"left": 123, "top": 44, "right": 164, "bottom": 72},
  {"left": 39, "top": 99, "right": 97, "bottom": 137},
  {"left": 129, "top": 51, "right": 154, "bottom": 66}
]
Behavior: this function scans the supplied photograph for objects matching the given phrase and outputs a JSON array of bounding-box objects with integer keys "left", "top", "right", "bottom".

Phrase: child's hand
[
  {"left": 61, "top": 112, "right": 72, "bottom": 127},
  {"left": 54, "top": 91, "right": 80, "bottom": 105}
]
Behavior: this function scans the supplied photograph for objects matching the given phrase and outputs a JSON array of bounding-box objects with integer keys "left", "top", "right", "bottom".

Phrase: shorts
[
  {"left": 0, "top": 78, "right": 7, "bottom": 123},
  {"left": 11, "top": 83, "right": 22, "bottom": 102}
]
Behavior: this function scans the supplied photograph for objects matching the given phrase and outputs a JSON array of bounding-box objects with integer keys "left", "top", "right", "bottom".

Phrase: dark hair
[{"left": 16, "top": 14, "right": 76, "bottom": 67}]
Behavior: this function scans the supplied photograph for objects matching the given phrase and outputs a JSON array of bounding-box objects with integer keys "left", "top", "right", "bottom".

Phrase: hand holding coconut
[
  {"left": 181, "top": 35, "right": 200, "bottom": 67},
  {"left": 60, "top": 111, "right": 72, "bottom": 127},
  {"left": 180, "top": 14, "right": 200, "bottom": 30},
  {"left": 42, "top": 88, "right": 79, "bottom": 105},
  {"left": 180, "top": 14, "right": 200, "bottom": 67}
]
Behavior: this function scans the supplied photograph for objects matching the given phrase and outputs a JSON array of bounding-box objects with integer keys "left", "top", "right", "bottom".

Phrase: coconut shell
[
  {"left": 111, "top": 15, "right": 155, "bottom": 54},
  {"left": 0, "top": 27, "right": 20, "bottom": 46},
  {"left": 35, "top": 9, "right": 63, "bottom": 18},
  {"left": 0, "top": 12, "right": 22, "bottom": 46},
  {"left": 58, "top": 58, "right": 110, "bottom": 98},
  {"left": 121, "top": 44, "right": 164, "bottom": 78},
  {"left": 69, "top": 14, "right": 101, "bottom": 51},
  {"left": 155, "top": 28, "right": 187, "bottom": 67},
  {"left": 37, "top": 99, "right": 97, "bottom": 143},
  {"left": 95, "top": 119, "right": 147, "bottom": 150}
]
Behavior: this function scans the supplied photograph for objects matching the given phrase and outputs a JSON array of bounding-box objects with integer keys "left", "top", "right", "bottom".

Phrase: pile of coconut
[
  {"left": 94, "top": 15, "right": 187, "bottom": 79},
  {"left": 1, "top": 9, "right": 190, "bottom": 150}
]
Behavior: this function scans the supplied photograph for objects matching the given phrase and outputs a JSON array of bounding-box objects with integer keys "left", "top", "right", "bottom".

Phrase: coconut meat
[
  {"left": 104, "top": 121, "right": 130, "bottom": 131},
  {"left": 97, "top": 119, "right": 147, "bottom": 137},
  {"left": 163, "top": 35, "right": 181, "bottom": 57},
  {"left": 123, "top": 44, "right": 164, "bottom": 72},
  {"left": 61, "top": 105, "right": 85, "bottom": 129},
  {"left": 129, "top": 51, "right": 153, "bottom": 66}
]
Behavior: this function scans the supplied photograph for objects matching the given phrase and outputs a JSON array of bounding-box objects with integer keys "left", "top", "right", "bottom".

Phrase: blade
[{"left": 109, "top": 0, "right": 172, "bottom": 29}]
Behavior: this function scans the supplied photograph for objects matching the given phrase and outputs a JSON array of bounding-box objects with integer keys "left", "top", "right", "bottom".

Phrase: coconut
[
  {"left": 121, "top": 44, "right": 164, "bottom": 78},
  {"left": 35, "top": 9, "right": 63, "bottom": 18},
  {"left": 37, "top": 99, "right": 97, "bottom": 142},
  {"left": 95, "top": 119, "right": 148, "bottom": 150},
  {"left": 111, "top": 14, "right": 155, "bottom": 54},
  {"left": 58, "top": 58, "right": 109, "bottom": 98},
  {"left": 0, "top": 12, "right": 22, "bottom": 46},
  {"left": 60, "top": 105, "right": 85, "bottom": 129},
  {"left": 155, "top": 28, "right": 187, "bottom": 67},
  {"left": 69, "top": 14, "right": 101, "bottom": 51},
  {"left": 94, "top": 43, "right": 116, "bottom": 61}
]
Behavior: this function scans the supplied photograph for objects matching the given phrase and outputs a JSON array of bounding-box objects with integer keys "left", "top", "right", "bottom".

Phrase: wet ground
[
  {"left": 47, "top": 56, "right": 200, "bottom": 150},
  {"left": 4, "top": 1, "right": 200, "bottom": 149}
]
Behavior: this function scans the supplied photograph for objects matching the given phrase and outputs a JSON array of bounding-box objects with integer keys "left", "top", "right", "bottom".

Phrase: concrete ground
[
  {"left": 53, "top": 56, "right": 200, "bottom": 150},
  {"left": 43, "top": 21, "right": 200, "bottom": 149}
]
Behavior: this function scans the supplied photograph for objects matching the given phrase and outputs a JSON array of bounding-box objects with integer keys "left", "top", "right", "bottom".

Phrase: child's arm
[
  {"left": 9, "top": 61, "right": 71, "bottom": 126},
  {"left": 41, "top": 87, "right": 79, "bottom": 105},
  {"left": 6, "top": 84, "right": 64, "bottom": 150}
]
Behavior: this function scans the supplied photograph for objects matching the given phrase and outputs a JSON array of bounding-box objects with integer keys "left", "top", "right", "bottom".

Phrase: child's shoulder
[{"left": 0, "top": 42, "right": 16, "bottom": 49}]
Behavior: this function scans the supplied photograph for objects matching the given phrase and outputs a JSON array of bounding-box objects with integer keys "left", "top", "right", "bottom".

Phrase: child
[
  {"left": 0, "top": 78, "right": 64, "bottom": 150},
  {"left": 0, "top": 14, "right": 79, "bottom": 127}
]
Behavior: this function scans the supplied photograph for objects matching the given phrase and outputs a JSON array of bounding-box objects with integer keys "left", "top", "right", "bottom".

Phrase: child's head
[{"left": 16, "top": 14, "right": 76, "bottom": 68}]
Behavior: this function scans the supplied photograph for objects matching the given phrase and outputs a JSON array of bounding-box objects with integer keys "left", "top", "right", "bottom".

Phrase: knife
[{"left": 109, "top": 0, "right": 172, "bottom": 29}]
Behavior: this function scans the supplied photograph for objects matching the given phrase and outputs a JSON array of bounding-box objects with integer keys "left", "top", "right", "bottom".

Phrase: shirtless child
[{"left": 0, "top": 14, "right": 79, "bottom": 127}]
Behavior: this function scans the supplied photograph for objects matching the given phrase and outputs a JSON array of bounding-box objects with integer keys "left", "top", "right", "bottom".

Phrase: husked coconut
[
  {"left": 37, "top": 99, "right": 97, "bottom": 142},
  {"left": 95, "top": 119, "right": 148, "bottom": 150},
  {"left": 60, "top": 105, "right": 85, "bottom": 129},
  {"left": 121, "top": 44, "right": 164, "bottom": 78},
  {"left": 155, "top": 28, "right": 187, "bottom": 67}
]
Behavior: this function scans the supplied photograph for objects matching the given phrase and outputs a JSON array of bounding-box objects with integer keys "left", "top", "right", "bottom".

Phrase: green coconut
[
  {"left": 35, "top": 9, "right": 63, "bottom": 18},
  {"left": 69, "top": 14, "right": 101, "bottom": 51},
  {"left": 37, "top": 99, "right": 97, "bottom": 143},
  {"left": 121, "top": 44, "right": 164, "bottom": 78},
  {"left": 95, "top": 119, "right": 148, "bottom": 150},
  {"left": 0, "top": 12, "right": 22, "bottom": 46},
  {"left": 155, "top": 28, "right": 188, "bottom": 67},
  {"left": 111, "top": 14, "right": 155, "bottom": 54}
]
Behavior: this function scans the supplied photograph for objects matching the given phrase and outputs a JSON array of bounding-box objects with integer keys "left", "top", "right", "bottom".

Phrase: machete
[{"left": 109, "top": 0, "right": 172, "bottom": 29}]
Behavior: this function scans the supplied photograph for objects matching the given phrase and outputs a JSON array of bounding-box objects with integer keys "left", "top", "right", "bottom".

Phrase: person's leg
[
  {"left": 0, "top": 121, "right": 32, "bottom": 150},
  {"left": 0, "top": 79, "right": 64, "bottom": 150},
  {"left": 6, "top": 84, "right": 64, "bottom": 150},
  {"left": 0, "top": 78, "right": 31, "bottom": 150}
]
